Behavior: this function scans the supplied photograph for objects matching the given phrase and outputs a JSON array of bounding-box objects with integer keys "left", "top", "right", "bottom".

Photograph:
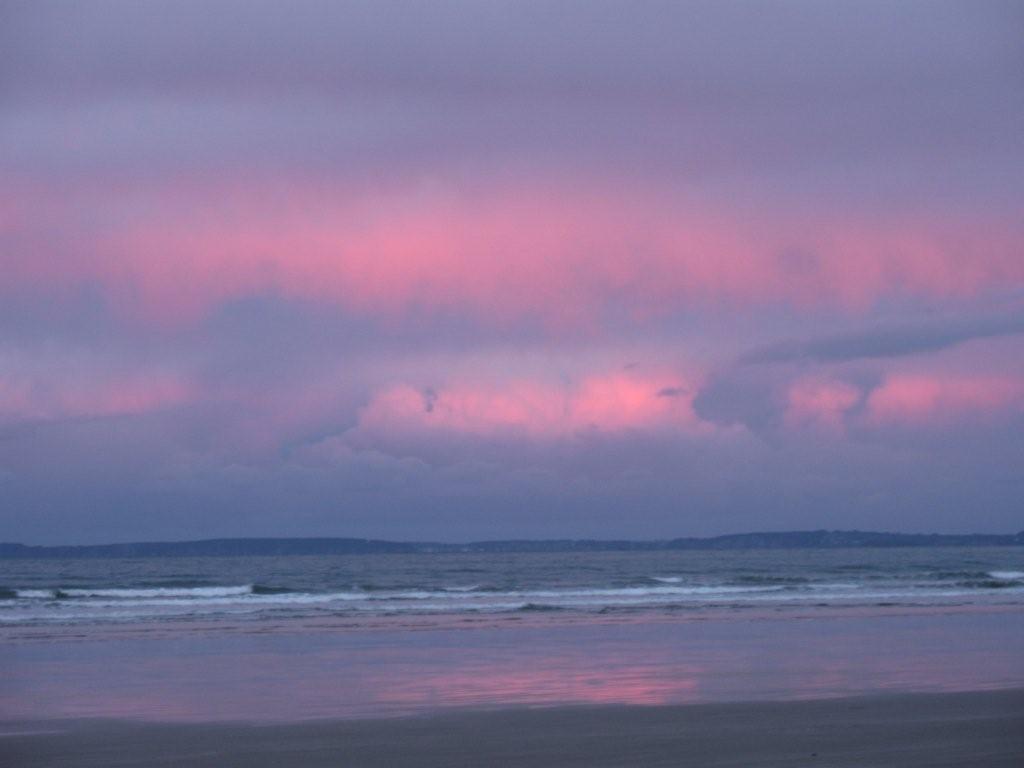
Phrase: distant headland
[{"left": 1, "top": 530, "right": 1022, "bottom": 558}]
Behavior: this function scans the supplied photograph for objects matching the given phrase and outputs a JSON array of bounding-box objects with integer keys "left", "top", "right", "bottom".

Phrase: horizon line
[{"left": 5, "top": 528, "right": 1023, "bottom": 550}]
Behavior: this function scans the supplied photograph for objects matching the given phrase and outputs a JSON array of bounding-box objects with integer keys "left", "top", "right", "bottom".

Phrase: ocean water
[
  {"left": 1, "top": 547, "right": 1022, "bottom": 628},
  {"left": 3, "top": 547, "right": 1023, "bottom": 722}
]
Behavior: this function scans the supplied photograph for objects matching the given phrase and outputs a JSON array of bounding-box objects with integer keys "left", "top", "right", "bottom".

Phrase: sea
[
  {"left": 3, "top": 547, "right": 1023, "bottom": 722},
  {"left": 3, "top": 547, "right": 1023, "bottom": 628}
]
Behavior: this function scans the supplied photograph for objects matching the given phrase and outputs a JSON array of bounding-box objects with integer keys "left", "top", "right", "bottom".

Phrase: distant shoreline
[{"left": 3, "top": 529, "right": 1022, "bottom": 558}]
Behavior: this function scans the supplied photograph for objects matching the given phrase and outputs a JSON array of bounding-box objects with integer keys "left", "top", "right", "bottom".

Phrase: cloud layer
[{"left": 2, "top": 1, "right": 1022, "bottom": 542}]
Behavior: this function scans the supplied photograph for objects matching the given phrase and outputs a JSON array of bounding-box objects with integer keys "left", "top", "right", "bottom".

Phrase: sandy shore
[{"left": 3, "top": 689, "right": 1022, "bottom": 767}]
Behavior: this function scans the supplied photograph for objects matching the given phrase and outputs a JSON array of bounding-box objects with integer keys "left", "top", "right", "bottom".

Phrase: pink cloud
[
  {"left": 0, "top": 371, "right": 192, "bottom": 423},
  {"left": 784, "top": 377, "right": 862, "bottom": 433},
  {"left": 354, "top": 371, "right": 705, "bottom": 439},
  {"left": 3, "top": 178, "right": 1022, "bottom": 326},
  {"left": 865, "top": 374, "right": 1024, "bottom": 425}
]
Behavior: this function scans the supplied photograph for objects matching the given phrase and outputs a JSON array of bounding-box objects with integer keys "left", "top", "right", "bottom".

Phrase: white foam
[
  {"left": 807, "top": 583, "right": 860, "bottom": 591},
  {"left": 517, "top": 585, "right": 782, "bottom": 598},
  {"left": 60, "top": 585, "right": 254, "bottom": 599},
  {"left": 5, "top": 571, "right": 1024, "bottom": 628}
]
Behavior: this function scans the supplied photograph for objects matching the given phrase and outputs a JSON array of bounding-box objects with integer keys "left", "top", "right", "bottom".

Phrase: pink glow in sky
[
  {"left": 4, "top": 181, "right": 1022, "bottom": 326},
  {"left": 1, "top": 1, "right": 1022, "bottom": 543},
  {"left": 356, "top": 371, "right": 704, "bottom": 439},
  {"left": 866, "top": 375, "right": 1024, "bottom": 426}
]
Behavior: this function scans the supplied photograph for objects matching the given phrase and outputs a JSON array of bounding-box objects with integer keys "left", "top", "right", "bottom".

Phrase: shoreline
[
  {"left": 6, "top": 599, "right": 1022, "bottom": 643},
  {"left": 4, "top": 688, "right": 1023, "bottom": 767}
]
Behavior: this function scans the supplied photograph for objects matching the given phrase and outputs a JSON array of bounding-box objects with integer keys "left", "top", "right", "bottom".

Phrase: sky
[{"left": 2, "top": 1, "right": 1023, "bottom": 544}]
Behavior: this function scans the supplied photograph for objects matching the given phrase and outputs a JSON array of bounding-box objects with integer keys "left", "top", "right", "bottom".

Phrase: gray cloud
[
  {"left": 740, "top": 313, "right": 1024, "bottom": 366},
  {"left": 692, "top": 367, "right": 792, "bottom": 435},
  {"left": 5, "top": 407, "right": 1023, "bottom": 544},
  {"left": 422, "top": 388, "right": 438, "bottom": 413},
  {"left": 3, "top": 1, "right": 1021, "bottom": 206}
]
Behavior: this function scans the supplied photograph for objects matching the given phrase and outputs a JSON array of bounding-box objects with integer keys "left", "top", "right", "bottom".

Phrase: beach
[
  {"left": 4, "top": 549, "right": 1023, "bottom": 765},
  {"left": 5, "top": 689, "right": 1023, "bottom": 767}
]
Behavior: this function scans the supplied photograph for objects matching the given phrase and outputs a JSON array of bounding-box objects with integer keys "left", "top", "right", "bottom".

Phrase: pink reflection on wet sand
[{"left": 3, "top": 608, "right": 1022, "bottom": 722}]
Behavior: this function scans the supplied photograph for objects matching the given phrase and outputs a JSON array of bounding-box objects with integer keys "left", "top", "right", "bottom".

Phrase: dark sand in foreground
[{"left": 4, "top": 689, "right": 1022, "bottom": 767}]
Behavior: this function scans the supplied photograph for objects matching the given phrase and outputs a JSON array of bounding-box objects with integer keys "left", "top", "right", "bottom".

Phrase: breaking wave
[{"left": 4, "top": 553, "right": 1023, "bottom": 627}]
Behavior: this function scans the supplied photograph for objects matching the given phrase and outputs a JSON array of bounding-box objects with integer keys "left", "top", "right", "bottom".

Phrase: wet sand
[{"left": 3, "top": 688, "right": 1022, "bottom": 767}]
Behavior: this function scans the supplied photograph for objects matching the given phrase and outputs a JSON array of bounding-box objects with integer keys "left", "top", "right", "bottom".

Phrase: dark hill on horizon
[{"left": 1, "top": 530, "right": 1022, "bottom": 558}]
